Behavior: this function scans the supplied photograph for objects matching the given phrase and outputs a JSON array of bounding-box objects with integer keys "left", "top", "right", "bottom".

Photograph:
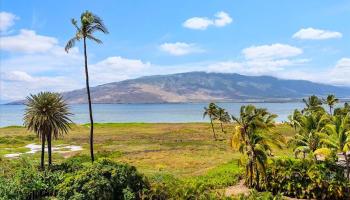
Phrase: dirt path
[{"left": 225, "top": 180, "right": 250, "bottom": 197}]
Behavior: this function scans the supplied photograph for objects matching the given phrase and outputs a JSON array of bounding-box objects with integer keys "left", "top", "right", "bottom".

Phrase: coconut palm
[
  {"left": 203, "top": 103, "right": 219, "bottom": 140},
  {"left": 23, "top": 92, "right": 72, "bottom": 169},
  {"left": 302, "top": 95, "right": 324, "bottom": 114},
  {"left": 217, "top": 107, "right": 230, "bottom": 132},
  {"left": 65, "top": 11, "right": 108, "bottom": 162},
  {"left": 317, "top": 115, "right": 350, "bottom": 180},
  {"left": 290, "top": 112, "right": 329, "bottom": 160},
  {"left": 323, "top": 94, "right": 339, "bottom": 116},
  {"left": 334, "top": 102, "right": 350, "bottom": 117},
  {"left": 287, "top": 109, "right": 302, "bottom": 132},
  {"left": 231, "top": 105, "right": 282, "bottom": 188}
]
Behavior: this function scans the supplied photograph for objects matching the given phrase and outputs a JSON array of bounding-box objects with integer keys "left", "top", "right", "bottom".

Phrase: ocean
[{"left": 0, "top": 103, "right": 305, "bottom": 127}]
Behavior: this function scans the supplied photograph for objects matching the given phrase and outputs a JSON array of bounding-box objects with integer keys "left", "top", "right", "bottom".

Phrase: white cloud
[
  {"left": 160, "top": 42, "right": 203, "bottom": 56},
  {"left": 293, "top": 28, "right": 342, "bottom": 40},
  {"left": 213, "top": 11, "right": 232, "bottom": 27},
  {"left": 183, "top": 11, "right": 232, "bottom": 30},
  {"left": 242, "top": 43, "right": 303, "bottom": 60},
  {"left": 0, "top": 29, "right": 58, "bottom": 53},
  {"left": 329, "top": 58, "right": 350, "bottom": 85},
  {"left": 90, "top": 56, "right": 151, "bottom": 84},
  {"left": 0, "top": 12, "right": 18, "bottom": 32},
  {"left": 1, "top": 71, "right": 79, "bottom": 100}
]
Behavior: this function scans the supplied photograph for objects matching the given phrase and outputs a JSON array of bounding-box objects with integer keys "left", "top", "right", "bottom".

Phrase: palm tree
[
  {"left": 290, "top": 112, "right": 329, "bottom": 160},
  {"left": 302, "top": 95, "right": 324, "bottom": 114},
  {"left": 203, "top": 103, "right": 218, "bottom": 140},
  {"left": 23, "top": 92, "right": 72, "bottom": 169},
  {"left": 217, "top": 107, "right": 230, "bottom": 132},
  {"left": 287, "top": 109, "right": 302, "bottom": 132},
  {"left": 231, "top": 105, "right": 282, "bottom": 188},
  {"left": 323, "top": 94, "right": 339, "bottom": 115},
  {"left": 65, "top": 11, "right": 108, "bottom": 162},
  {"left": 317, "top": 115, "right": 350, "bottom": 180}
]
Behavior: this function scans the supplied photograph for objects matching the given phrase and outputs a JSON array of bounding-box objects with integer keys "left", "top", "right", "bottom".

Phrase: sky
[{"left": 0, "top": 0, "right": 350, "bottom": 102}]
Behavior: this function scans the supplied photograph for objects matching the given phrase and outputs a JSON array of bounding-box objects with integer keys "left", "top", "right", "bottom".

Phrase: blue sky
[{"left": 1, "top": 0, "right": 350, "bottom": 102}]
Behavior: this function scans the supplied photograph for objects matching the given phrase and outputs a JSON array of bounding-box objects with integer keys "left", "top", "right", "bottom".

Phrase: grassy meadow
[{"left": 0, "top": 122, "right": 294, "bottom": 178}]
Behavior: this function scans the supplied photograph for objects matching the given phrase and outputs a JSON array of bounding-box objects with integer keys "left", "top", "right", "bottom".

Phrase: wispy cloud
[
  {"left": 242, "top": 43, "right": 303, "bottom": 60},
  {"left": 0, "top": 11, "right": 18, "bottom": 32},
  {"left": 183, "top": 11, "right": 232, "bottom": 30},
  {"left": 292, "top": 28, "right": 342, "bottom": 40},
  {"left": 160, "top": 42, "right": 204, "bottom": 56}
]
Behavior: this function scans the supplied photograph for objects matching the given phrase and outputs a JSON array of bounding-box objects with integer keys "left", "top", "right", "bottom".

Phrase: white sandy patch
[{"left": 4, "top": 143, "right": 83, "bottom": 158}]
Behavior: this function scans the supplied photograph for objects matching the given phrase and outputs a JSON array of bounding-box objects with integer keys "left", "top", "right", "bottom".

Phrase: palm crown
[{"left": 65, "top": 11, "right": 108, "bottom": 52}]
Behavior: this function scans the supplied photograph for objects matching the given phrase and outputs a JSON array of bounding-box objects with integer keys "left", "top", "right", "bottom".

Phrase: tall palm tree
[
  {"left": 203, "top": 103, "right": 219, "bottom": 140},
  {"left": 302, "top": 95, "right": 324, "bottom": 114},
  {"left": 217, "top": 107, "right": 230, "bottom": 132},
  {"left": 231, "top": 105, "right": 282, "bottom": 188},
  {"left": 65, "top": 11, "right": 108, "bottom": 162},
  {"left": 323, "top": 94, "right": 339, "bottom": 116},
  {"left": 23, "top": 92, "right": 72, "bottom": 169},
  {"left": 317, "top": 115, "right": 350, "bottom": 180}
]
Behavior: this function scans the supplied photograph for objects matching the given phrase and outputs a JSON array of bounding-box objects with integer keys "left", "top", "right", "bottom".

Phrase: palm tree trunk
[
  {"left": 329, "top": 106, "right": 332, "bottom": 116},
  {"left": 344, "top": 152, "right": 349, "bottom": 180},
  {"left": 220, "top": 122, "right": 224, "bottom": 132},
  {"left": 48, "top": 133, "right": 52, "bottom": 166},
  {"left": 210, "top": 118, "right": 216, "bottom": 140},
  {"left": 41, "top": 134, "right": 46, "bottom": 170},
  {"left": 83, "top": 37, "right": 95, "bottom": 163}
]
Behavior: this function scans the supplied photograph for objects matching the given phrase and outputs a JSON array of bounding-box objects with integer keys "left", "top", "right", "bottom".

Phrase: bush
[
  {"left": 56, "top": 159, "right": 149, "bottom": 200},
  {"left": 264, "top": 158, "right": 350, "bottom": 199},
  {"left": 0, "top": 158, "right": 63, "bottom": 200}
]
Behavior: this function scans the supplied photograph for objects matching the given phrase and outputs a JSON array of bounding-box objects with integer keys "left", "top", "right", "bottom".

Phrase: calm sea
[{"left": 0, "top": 103, "right": 305, "bottom": 127}]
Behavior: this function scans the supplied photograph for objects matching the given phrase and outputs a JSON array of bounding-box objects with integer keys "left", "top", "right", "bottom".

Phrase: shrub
[
  {"left": 264, "top": 158, "right": 350, "bottom": 199},
  {"left": 56, "top": 159, "right": 149, "bottom": 200}
]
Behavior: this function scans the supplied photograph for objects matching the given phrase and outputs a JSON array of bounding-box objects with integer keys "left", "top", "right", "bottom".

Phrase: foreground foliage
[{"left": 264, "top": 158, "right": 350, "bottom": 199}]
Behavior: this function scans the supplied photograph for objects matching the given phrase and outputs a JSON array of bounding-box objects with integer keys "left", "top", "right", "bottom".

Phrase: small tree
[
  {"left": 323, "top": 94, "right": 339, "bottom": 116},
  {"left": 23, "top": 92, "right": 72, "bottom": 169},
  {"left": 217, "top": 107, "right": 231, "bottom": 133},
  {"left": 203, "top": 103, "right": 219, "bottom": 140}
]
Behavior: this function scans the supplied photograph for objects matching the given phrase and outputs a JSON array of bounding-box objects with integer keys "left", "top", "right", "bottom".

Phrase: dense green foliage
[
  {"left": 0, "top": 158, "right": 148, "bottom": 200},
  {"left": 57, "top": 159, "right": 148, "bottom": 200},
  {"left": 264, "top": 158, "right": 350, "bottom": 199}
]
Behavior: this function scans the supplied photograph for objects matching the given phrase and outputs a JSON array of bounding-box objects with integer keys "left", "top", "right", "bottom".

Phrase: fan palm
[
  {"left": 203, "top": 103, "right": 218, "bottom": 140},
  {"left": 317, "top": 115, "right": 350, "bottom": 180},
  {"left": 65, "top": 11, "right": 108, "bottom": 162},
  {"left": 231, "top": 105, "right": 282, "bottom": 188},
  {"left": 23, "top": 92, "right": 72, "bottom": 169},
  {"left": 323, "top": 94, "right": 339, "bottom": 115}
]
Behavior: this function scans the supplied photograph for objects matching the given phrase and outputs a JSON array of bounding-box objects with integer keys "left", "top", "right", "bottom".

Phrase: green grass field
[{"left": 0, "top": 123, "right": 295, "bottom": 179}]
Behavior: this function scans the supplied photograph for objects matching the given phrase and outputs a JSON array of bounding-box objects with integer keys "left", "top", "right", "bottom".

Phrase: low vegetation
[{"left": 0, "top": 94, "right": 349, "bottom": 199}]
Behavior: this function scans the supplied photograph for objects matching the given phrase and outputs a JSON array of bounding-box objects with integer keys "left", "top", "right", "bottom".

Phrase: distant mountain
[{"left": 8, "top": 72, "right": 350, "bottom": 104}]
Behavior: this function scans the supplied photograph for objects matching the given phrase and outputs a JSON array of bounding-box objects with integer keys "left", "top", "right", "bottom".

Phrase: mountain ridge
[{"left": 8, "top": 72, "right": 350, "bottom": 104}]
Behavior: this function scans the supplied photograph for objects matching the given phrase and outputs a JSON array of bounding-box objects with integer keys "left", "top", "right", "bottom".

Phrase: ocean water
[{"left": 0, "top": 103, "right": 305, "bottom": 127}]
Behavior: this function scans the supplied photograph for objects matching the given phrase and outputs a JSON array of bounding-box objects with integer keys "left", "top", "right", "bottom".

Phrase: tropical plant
[
  {"left": 290, "top": 112, "right": 329, "bottom": 160},
  {"left": 302, "top": 95, "right": 324, "bottom": 114},
  {"left": 65, "top": 11, "right": 109, "bottom": 162},
  {"left": 334, "top": 102, "right": 350, "bottom": 117},
  {"left": 323, "top": 94, "right": 339, "bottom": 115},
  {"left": 317, "top": 114, "right": 350, "bottom": 180},
  {"left": 231, "top": 105, "right": 282, "bottom": 189},
  {"left": 203, "top": 103, "right": 219, "bottom": 140},
  {"left": 287, "top": 109, "right": 302, "bottom": 132},
  {"left": 217, "top": 107, "right": 231, "bottom": 133},
  {"left": 23, "top": 92, "right": 72, "bottom": 169}
]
